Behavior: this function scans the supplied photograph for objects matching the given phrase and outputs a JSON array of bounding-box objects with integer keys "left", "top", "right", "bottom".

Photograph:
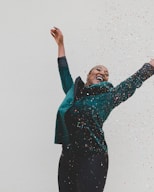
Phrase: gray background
[{"left": 0, "top": 0, "right": 154, "bottom": 191}]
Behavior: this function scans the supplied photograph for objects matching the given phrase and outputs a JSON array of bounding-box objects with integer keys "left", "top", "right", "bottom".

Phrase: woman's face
[{"left": 86, "top": 65, "right": 109, "bottom": 86}]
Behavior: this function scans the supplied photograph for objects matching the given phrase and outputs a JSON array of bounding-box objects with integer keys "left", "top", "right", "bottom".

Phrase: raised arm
[
  {"left": 110, "top": 59, "right": 154, "bottom": 108},
  {"left": 50, "top": 27, "right": 73, "bottom": 94},
  {"left": 50, "top": 27, "right": 65, "bottom": 57}
]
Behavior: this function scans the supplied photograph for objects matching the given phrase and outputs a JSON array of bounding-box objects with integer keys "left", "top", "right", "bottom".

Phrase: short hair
[{"left": 88, "top": 65, "right": 108, "bottom": 74}]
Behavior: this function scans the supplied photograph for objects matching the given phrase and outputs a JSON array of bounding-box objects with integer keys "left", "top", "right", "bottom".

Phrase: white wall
[{"left": 0, "top": 0, "right": 154, "bottom": 191}]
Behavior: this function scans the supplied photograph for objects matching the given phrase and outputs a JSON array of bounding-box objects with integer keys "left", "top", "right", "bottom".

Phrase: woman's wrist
[
  {"left": 58, "top": 44, "right": 65, "bottom": 57},
  {"left": 58, "top": 42, "right": 64, "bottom": 47}
]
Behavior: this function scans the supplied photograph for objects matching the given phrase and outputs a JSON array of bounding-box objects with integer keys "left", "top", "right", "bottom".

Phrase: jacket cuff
[{"left": 57, "top": 56, "right": 68, "bottom": 67}]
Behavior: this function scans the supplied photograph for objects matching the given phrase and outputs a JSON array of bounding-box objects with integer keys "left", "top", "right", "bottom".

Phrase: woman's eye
[{"left": 96, "top": 68, "right": 101, "bottom": 71}]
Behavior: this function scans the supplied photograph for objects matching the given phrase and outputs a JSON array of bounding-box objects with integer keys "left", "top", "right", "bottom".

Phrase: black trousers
[{"left": 58, "top": 149, "right": 109, "bottom": 192}]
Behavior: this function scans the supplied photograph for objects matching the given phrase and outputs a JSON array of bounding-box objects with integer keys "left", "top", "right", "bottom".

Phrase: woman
[{"left": 50, "top": 27, "right": 154, "bottom": 192}]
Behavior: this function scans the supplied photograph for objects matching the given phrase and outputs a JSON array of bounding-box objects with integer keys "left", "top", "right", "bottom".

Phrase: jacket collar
[{"left": 74, "top": 76, "right": 113, "bottom": 100}]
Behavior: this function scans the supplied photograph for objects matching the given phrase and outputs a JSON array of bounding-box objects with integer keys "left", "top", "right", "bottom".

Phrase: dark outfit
[
  {"left": 58, "top": 148, "right": 108, "bottom": 192},
  {"left": 58, "top": 82, "right": 109, "bottom": 192},
  {"left": 55, "top": 56, "right": 154, "bottom": 192}
]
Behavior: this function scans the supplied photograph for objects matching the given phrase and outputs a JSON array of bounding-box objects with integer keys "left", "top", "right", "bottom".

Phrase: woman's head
[{"left": 85, "top": 65, "right": 109, "bottom": 86}]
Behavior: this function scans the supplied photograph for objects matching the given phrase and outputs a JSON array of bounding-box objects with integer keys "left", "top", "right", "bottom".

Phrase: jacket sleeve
[
  {"left": 58, "top": 56, "right": 73, "bottom": 94},
  {"left": 110, "top": 63, "right": 154, "bottom": 108}
]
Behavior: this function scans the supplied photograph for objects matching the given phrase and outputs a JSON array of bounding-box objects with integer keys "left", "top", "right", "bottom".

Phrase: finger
[
  {"left": 50, "top": 27, "right": 58, "bottom": 32},
  {"left": 51, "top": 31, "right": 55, "bottom": 37},
  {"left": 51, "top": 28, "right": 59, "bottom": 35},
  {"left": 50, "top": 29, "right": 58, "bottom": 36},
  {"left": 54, "top": 26, "right": 59, "bottom": 30},
  {"left": 54, "top": 27, "right": 62, "bottom": 34},
  {"left": 51, "top": 29, "right": 56, "bottom": 33}
]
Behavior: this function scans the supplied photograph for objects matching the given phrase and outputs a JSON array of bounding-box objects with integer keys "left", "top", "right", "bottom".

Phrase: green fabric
[{"left": 54, "top": 56, "right": 154, "bottom": 148}]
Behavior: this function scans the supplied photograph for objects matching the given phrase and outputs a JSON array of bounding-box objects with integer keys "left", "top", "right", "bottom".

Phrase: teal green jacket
[{"left": 54, "top": 56, "right": 154, "bottom": 147}]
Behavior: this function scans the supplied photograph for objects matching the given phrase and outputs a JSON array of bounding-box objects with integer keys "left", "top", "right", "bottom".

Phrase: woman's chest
[{"left": 70, "top": 94, "right": 111, "bottom": 119}]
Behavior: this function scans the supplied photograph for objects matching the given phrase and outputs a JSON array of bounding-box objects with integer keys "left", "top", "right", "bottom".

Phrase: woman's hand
[
  {"left": 50, "top": 27, "right": 64, "bottom": 46},
  {"left": 50, "top": 27, "right": 65, "bottom": 57},
  {"left": 149, "top": 59, "right": 154, "bottom": 67}
]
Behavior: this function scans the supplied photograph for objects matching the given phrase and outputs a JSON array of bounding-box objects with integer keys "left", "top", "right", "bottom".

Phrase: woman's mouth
[{"left": 96, "top": 75, "right": 103, "bottom": 82}]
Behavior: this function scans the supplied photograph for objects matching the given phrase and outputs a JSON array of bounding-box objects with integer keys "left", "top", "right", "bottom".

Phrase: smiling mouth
[{"left": 96, "top": 76, "right": 103, "bottom": 81}]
